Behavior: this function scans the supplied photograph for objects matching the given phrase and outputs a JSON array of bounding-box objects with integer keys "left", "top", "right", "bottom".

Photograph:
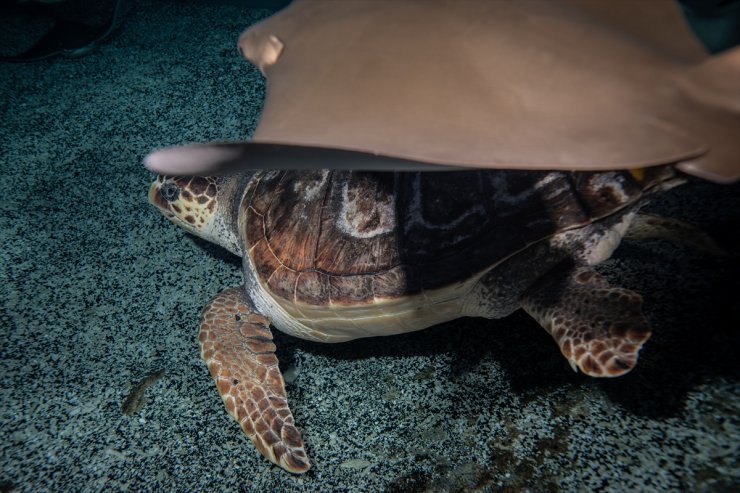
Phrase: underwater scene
[{"left": 1, "top": 0, "right": 739, "bottom": 491}]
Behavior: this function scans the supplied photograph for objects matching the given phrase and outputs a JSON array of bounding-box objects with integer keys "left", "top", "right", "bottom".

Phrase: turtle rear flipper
[
  {"left": 199, "top": 286, "right": 310, "bottom": 473},
  {"left": 625, "top": 213, "right": 729, "bottom": 257},
  {"left": 521, "top": 265, "right": 651, "bottom": 377}
]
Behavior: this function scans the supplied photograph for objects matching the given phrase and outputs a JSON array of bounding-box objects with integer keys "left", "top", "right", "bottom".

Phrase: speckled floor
[{"left": 1, "top": 1, "right": 739, "bottom": 492}]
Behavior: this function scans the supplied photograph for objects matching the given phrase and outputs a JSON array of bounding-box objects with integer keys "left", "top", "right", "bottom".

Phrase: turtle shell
[{"left": 243, "top": 167, "right": 675, "bottom": 307}]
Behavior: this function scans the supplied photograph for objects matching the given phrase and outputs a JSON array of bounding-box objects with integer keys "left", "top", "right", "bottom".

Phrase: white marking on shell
[
  {"left": 481, "top": 172, "right": 570, "bottom": 218},
  {"left": 293, "top": 170, "right": 330, "bottom": 201},
  {"left": 337, "top": 180, "right": 396, "bottom": 238},
  {"left": 485, "top": 173, "right": 534, "bottom": 206},
  {"left": 588, "top": 173, "right": 630, "bottom": 203},
  {"left": 404, "top": 174, "right": 485, "bottom": 234},
  {"left": 262, "top": 170, "right": 282, "bottom": 181},
  {"left": 534, "top": 172, "right": 571, "bottom": 201}
]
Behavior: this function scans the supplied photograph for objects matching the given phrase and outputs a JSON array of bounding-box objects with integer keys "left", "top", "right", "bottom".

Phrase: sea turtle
[{"left": 148, "top": 165, "right": 686, "bottom": 473}]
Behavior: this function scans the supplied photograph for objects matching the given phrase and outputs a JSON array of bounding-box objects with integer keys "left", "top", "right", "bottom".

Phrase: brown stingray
[{"left": 145, "top": 0, "right": 740, "bottom": 183}]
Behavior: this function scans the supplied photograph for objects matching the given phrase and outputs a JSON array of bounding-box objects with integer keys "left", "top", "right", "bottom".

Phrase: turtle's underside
[{"left": 149, "top": 166, "right": 684, "bottom": 472}]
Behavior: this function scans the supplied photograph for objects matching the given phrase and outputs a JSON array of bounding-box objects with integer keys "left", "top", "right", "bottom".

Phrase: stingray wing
[{"left": 146, "top": 0, "right": 740, "bottom": 183}]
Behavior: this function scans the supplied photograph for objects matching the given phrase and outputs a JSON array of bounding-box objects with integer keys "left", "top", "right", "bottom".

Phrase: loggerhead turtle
[{"left": 148, "top": 164, "right": 685, "bottom": 473}]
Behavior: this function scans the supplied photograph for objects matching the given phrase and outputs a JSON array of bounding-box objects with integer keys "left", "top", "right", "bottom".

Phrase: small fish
[{"left": 121, "top": 370, "right": 165, "bottom": 416}]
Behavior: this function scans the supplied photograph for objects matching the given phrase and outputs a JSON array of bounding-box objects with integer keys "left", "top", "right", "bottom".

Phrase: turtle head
[{"left": 148, "top": 175, "right": 244, "bottom": 257}]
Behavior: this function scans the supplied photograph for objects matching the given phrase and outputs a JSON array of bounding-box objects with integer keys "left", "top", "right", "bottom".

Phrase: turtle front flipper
[
  {"left": 198, "top": 286, "right": 310, "bottom": 473},
  {"left": 520, "top": 265, "right": 651, "bottom": 377}
]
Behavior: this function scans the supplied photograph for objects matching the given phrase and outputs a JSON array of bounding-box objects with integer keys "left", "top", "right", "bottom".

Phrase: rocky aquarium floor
[{"left": 1, "top": 1, "right": 739, "bottom": 492}]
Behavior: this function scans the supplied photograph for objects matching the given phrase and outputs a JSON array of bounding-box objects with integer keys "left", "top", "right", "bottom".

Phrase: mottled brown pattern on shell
[
  {"left": 371, "top": 265, "right": 420, "bottom": 300},
  {"left": 244, "top": 169, "right": 669, "bottom": 306},
  {"left": 199, "top": 286, "right": 310, "bottom": 473},
  {"left": 294, "top": 271, "right": 330, "bottom": 306},
  {"left": 262, "top": 173, "right": 325, "bottom": 272}
]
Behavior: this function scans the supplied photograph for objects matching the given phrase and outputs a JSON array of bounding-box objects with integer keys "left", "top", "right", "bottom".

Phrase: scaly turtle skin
[{"left": 148, "top": 166, "right": 683, "bottom": 473}]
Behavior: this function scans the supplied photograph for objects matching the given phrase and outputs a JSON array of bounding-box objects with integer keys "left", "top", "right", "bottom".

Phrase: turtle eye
[{"left": 160, "top": 182, "right": 180, "bottom": 202}]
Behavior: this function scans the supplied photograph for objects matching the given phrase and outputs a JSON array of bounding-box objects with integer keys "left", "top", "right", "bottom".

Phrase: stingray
[{"left": 144, "top": 0, "right": 740, "bottom": 183}]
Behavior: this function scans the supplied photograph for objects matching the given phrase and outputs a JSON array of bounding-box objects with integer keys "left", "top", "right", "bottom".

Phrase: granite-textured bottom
[{"left": 1, "top": 1, "right": 738, "bottom": 491}]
